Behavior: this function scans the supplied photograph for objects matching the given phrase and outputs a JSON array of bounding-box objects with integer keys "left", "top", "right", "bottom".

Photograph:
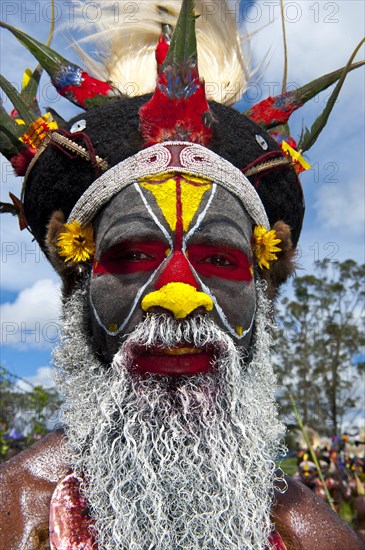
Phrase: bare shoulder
[
  {"left": 273, "top": 474, "right": 364, "bottom": 550},
  {"left": 0, "top": 429, "right": 68, "bottom": 550}
]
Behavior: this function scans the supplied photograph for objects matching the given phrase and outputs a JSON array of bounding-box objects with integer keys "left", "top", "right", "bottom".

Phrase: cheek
[
  {"left": 89, "top": 275, "right": 145, "bottom": 335},
  {"left": 203, "top": 278, "right": 256, "bottom": 340}
]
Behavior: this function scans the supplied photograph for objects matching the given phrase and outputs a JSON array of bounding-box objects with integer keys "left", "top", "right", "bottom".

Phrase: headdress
[{"left": 1, "top": 0, "right": 363, "bottom": 290}]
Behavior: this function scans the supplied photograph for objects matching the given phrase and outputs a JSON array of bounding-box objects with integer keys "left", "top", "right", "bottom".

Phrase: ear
[
  {"left": 45, "top": 210, "right": 90, "bottom": 297},
  {"left": 259, "top": 220, "right": 297, "bottom": 300}
]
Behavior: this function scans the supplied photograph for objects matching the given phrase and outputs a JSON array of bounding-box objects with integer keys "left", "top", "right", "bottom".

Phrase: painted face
[{"left": 89, "top": 171, "right": 256, "bottom": 375}]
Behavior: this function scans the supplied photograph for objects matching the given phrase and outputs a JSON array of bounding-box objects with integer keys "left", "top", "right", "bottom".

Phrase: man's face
[
  {"left": 57, "top": 161, "right": 279, "bottom": 548},
  {"left": 89, "top": 173, "right": 256, "bottom": 374}
]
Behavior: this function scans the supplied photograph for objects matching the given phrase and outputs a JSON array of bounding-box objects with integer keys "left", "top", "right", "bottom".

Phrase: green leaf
[
  {"left": 0, "top": 106, "right": 25, "bottom": 138},
  {"left": 0, "top": 74, "right": 37, "bottom": 126},
  {"left": 21, "top": 65, "right": 42, "bottom": 109},
  {"left": 164, "top": 0, "right": 198, "bottom": 67},
  {"left": 0, "top": 130, "right": 23, "bottom": 159},
  {"left": 292, "top": 60, "right": 364, "bottom": 106},
  {"left": 299, "top": 39, "right": 365, "bottom": 152},
  {"left": 0, "top": 20, "right": 72, "bottom": 79}
]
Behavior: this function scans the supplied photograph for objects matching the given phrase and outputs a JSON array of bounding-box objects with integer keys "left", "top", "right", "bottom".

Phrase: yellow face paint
[
  {"left": 141, "top": 282, "right": 213, "bottom": 319},
  {"left": 140, "top": 172, "right": 211, "bottom": 232}
]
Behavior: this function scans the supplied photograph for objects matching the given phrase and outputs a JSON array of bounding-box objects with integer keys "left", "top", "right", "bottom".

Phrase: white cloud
[
  {"left": 1, "top": 279, "right": 61, "bottom": 349},
  {"left": 15, "top": 366, "right": 56, "bottom": 391},
  {"left": 0, "top": 213, "right": 60, "bottom": 292},
  {"left": 245, "top": 1, "right": 365, "bottom": 82}
]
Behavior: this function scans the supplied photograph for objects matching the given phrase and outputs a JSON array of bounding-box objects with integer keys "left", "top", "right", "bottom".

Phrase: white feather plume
[{"left": 64, "top": 0, "right": 251, "bottom": 106}]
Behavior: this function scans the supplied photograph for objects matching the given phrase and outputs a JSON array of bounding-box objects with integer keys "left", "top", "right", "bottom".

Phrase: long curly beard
[{"left": 53, "top": 281, "right": 285, "bottom": 549}]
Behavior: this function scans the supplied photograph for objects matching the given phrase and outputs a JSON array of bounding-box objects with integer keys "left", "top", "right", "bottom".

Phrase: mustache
[{"left": 113, "top": 313, "right": 249, "bottom": 368}]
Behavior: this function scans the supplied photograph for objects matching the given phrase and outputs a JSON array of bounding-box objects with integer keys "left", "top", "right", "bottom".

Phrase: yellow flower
[
  {"left": 254, "top": 226, "right": 281, "bottom": 270},
  {"left": 57, "top": 221, "right": 95, "bottom": 263}
]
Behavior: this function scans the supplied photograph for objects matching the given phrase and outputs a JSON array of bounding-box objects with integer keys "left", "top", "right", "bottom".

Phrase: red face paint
[
  {"left": 94, "top": 240, "right": 252, "bottom": 282},
  {"left": 133, "top": 347, "right": 215, "bottom": 376},
  {"left": 187, "top": 244, "right": 253, "bottom": 281},
  {"left": 93, "top": 241, "right": 168, "bottom": 276},
  {"left": 155, "top": 250, "right": 198, "bottom": 289}
]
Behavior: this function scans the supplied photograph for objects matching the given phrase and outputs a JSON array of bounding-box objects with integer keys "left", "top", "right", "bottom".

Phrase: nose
[
  {"left": 141, "top": 249, "right": 213, "bottom": 318},
  {"left": 141, "top": 282, "right": 213, "bottom": 319}
]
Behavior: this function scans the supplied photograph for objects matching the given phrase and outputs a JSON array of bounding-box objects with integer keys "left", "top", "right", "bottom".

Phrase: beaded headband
[{"left": 68, "top": 142, "right": 270, "bottom": 230}]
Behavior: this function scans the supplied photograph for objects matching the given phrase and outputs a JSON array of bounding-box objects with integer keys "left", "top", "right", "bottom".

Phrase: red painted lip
[{"left": 132, "top": 346, "right": 215, "bottom": 376}]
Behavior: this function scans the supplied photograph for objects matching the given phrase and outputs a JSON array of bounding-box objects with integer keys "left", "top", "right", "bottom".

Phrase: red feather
[
  {"left": 246, "top": 95, "right": 302, "bottom": 127},
  {"left": 10, "top": 147, "right": 36, "bottom": 176},
  {"left": 61, "top": 72, "right": 115, "bottom": 109}
]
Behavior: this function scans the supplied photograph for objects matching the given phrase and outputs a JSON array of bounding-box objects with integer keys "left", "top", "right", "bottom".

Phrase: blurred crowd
[{"left": 294, "top": 429, "right": 365, "bottom": 542}]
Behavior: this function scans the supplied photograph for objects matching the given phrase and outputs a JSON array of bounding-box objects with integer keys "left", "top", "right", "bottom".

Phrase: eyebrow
[
  {"left": 98, "top": 216, "right": 162, "bottom": 249},
  {"left": 198, "top": 216, "right": 252, "bottom": 237},
  {"left": 104, "top": 214, "right": 157, "bottom": 227}
]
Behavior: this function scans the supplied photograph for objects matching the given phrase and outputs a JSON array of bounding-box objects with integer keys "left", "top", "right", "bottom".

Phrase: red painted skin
[
  {"left": 92, "top": 172, "right": 254, "bottom": 378},
  {"left": 48, "top": 473, "right": 287, "bottom": 548},
  {"left": 49, "top": 472, "right": 288, "bottom": 549},
  {"left": 93, "top": 241, "right": 252, "bottom": 282},
  {"left": 0, "top": 430, "right": 363, "bottom": 549}
]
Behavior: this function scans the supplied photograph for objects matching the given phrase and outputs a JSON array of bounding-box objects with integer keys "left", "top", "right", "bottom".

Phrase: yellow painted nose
[{"left": 141, "top": 282, "right": 213, "bottom": 319}]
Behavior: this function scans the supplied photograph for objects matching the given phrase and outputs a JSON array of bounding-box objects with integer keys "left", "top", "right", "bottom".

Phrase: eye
[
  {"left": 114, "top": 250, "right": 153, "bottom": 262},
  {"left": 93, "top": 241, "right": 167, "bottom": 276},
  {"left": 187, "top": 244, "right": 253, "bottom": 282},
  {"left": 202, "top": 254, "right": 235, "bottom": 267}
]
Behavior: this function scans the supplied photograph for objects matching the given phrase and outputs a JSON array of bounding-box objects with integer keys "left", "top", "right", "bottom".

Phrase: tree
[
  {"left": 0, "top": 366, "right": 62, "bottom": 461},
  {"left": 274, "top": 259, "right": 365, "bottom": 436}
]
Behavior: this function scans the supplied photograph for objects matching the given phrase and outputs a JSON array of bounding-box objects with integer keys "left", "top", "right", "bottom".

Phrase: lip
[{"left": 132, "top": 346, "right": 215, "bottom": 376}]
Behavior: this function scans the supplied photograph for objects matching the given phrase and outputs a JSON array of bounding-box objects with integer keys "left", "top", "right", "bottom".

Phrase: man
[{"left": 0, "top": 1, "right": 363, "bottom": 548}]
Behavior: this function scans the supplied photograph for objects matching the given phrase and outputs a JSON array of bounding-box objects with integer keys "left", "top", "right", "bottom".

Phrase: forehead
[
  {"left": 94, "top": 174, "right": 253, "bottom": 246},
  {"left": 69, "top": 142, "right": 269, "bottom": 233}
]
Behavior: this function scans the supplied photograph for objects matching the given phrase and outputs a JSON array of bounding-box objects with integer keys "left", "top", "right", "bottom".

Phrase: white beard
[{"left": 53, "top": 281, "right": 285, "bottom": 550}]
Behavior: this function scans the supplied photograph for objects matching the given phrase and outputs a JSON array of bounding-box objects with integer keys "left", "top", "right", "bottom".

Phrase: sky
[{"left": 0, "top": 1, "right": 364, "bottom": 421}]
